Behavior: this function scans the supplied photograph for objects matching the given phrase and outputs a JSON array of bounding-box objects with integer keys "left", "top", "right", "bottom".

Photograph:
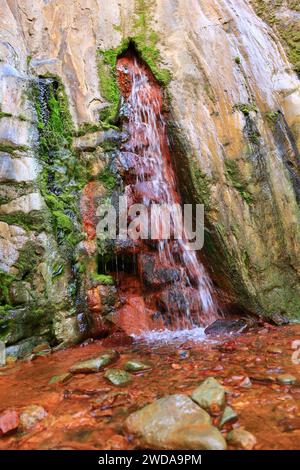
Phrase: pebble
[
  {"left": 104, "top": 369, "right": 132, "bottom": 386},
  {"left": 276, "top": 374, "right": 297, "bottom": 385}
]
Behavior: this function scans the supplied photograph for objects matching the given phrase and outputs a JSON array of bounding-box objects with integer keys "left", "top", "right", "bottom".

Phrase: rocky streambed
[{"left": 0, "top": 323, "right": 300, "bottom": 450}]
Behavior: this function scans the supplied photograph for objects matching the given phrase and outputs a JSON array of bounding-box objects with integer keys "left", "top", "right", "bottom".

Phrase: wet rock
[
  {"left": 124, "top": 360, "right": 151, "bottom": 372},
  {"left": 239, "top": 377, "right": 252, "bottom": 388},
  {"left": 125, "top": 394, "right": 226, "bottom": 450},
  {"left": 0, "top": 341, "right": 5, "bottom": 366},
  {"left": 8, "top": 281, "right": 32, "bottom": 305},
  {"left": 220, "top": 406, "right": 238, "bottom": 427},
  {"left": 227, "top": 428, "right": 257, "bottom": 450},
  {"left": 69, "top": 350, "right": 119, "bottom": 374},
  {"left": 266, "top": 345, "right": 282, "bottom": 354},
  {"left": 191, "top": 378, "right": 226, "bottom": 412},
  {"left": 19, "top": 405, "right": 47, "bottom": 431},
  {"left": 139, "top": 254, "right": 180, "bottom": 287},
  {"left": 204, "top": 319, "right": 248, "bottom": 336},
  {"left": 0, "top": 154, "right": 37, "bottom": 183},
  {"left": 32, "top": 343, "right": 50, "bottom": 353},
  {"left": 173, "top": 425, "right": 227, "bottom": 450},
  {"left": 0, "top": 410, "right": 19, "bottom": 435},
  {"left": 276, "top": 374, "right": 297, "bottom": 385},
  {"left": 49, "top": 373, "right": 73, "bottom": 385},
  {"left": 73, "top": 129, "right": 122, "bottom": 151},
  {"left": 104, "top": 368, "right": 132, "bottom": 385},
  {"left": 53, "top": 311, "right": 82, "bottom": 345},
  {"left": 270, "top": 313, "right": 290, "bottom": 326},
  {"left": 5, "top": 336, "right": 45, "bottom": 359}
]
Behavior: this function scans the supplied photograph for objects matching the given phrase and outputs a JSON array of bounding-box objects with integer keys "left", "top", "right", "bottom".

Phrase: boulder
[
  {"left": 191, "top": 378, "right": 226, "bottom": 412},
  {"left": 125, "top": 394, "right": 226, "bottom": 450},
  {"left": 204, "top": 319, "right": 249, "bottom": 336}
]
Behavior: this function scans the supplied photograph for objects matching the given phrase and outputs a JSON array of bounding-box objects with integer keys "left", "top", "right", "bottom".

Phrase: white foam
[{"left": 132, "top": 327, "right": 207, "bottom": 345}]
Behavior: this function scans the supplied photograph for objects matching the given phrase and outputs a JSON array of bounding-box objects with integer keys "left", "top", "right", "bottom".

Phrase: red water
[
  {"left": 1, "top": 324, "right": 300, "bottom": 449},
  {"left": 114, "top": 51, "right": 220, "bottom": 333}
]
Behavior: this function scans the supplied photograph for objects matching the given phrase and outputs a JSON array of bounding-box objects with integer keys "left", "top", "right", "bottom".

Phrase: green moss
[
  {"left": 190, "top": 161, "right": 211, "bottom": 208},
  {"left": 0, "top": 111, "right": 12, "bottom": 119},
  {"left": 97, "top": 2, "right": 171, "bottom": 126},
  {"left": 248, "top": 130, "right": 261, "bottom": 144},
  {"left": 97, "top": 38, "right": 130, "bottom": 125},
  {"left": 234, "top": 56, "right": 241, "bottom": 65},
  {"left": 250, "top": 1, "right": 300, "bottom": 76},
  {"left": 0, "top": 143, "right": 28, "bottom": 154},
  {"left": 30, "top": 78, "right": 88, "bottom": 252},
  {"left": 97, "top": 166, "right": 117, "bottom": 192},
  {"left": 265, "top": 111, "right": 280, "bottom": 125},
  {"left": 225, "top": 159, "right": 253, "bottom": 204},
  {"left": 74, "top": 122, "right": 102, "bottom": 137},
  {"left": 0, "top": 271, "right": 15, "bottom": 306},
  {"left": 233, "top": 103, "right": 258, "bottom": 116},
  {"left": 90, "top": 273, "right": 114, "bottom": 285},
  {"left": 0, "top": 210, "right": 51, "bottom": 232}
]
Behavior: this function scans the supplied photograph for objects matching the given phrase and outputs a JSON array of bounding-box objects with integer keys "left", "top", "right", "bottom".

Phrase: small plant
[
  {"left": 233, "top": 103, "right": 258, "bottom": 116},
  {"left": 235, "top": 56, "right": 241, "bottom": 65},
  {"left": 265, "top": 111, "right": 280, "bottom": 126}
]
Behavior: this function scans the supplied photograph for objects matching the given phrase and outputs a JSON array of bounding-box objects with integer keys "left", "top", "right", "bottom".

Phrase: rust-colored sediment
[{"left": 0, "top": 324, "right": 300, "bottom": 449}]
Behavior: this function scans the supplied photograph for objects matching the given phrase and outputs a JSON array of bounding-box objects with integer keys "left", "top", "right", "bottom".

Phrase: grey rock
[
  {"left": 69, "top": 349, "right": 119, "bottom": 374},
  {"left": 191, "top": 377, "right": 226, "bottom": 411},
  {"left": 125, "top": 394, "right": 227, "bottom": 450},
  {"left": 227, "top": 428, "right": 257, "bottom": 450},
  {"left": 104, "top": 368, "right": 132, "bottom": 385},
  {"left": 124, "top": 360, "right": 151, "bottom": 372},
  {"left": 220, "top": 406, "right": 238, "bottom": 427}
]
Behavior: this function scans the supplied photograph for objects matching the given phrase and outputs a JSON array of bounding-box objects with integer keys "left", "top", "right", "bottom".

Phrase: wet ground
[{"left": 0, "top": 323, "right": 300, "bottom": 450}]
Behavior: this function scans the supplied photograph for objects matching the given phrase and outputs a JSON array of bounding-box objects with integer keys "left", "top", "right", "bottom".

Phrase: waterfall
[{"left": 115, "top": 50, "right": 220, "bottom": 331}]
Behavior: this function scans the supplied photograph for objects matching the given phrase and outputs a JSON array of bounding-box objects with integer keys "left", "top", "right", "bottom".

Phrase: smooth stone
[
  {"left": 191, "top": 377, "right": 226, "bottom": 411},
  {"left": 124, "top": 360, "right": 151, "bottom": 372},
  {"left": 0, "top": 410, "right": 19, "bottom": 435},
  {"left": 126, "top": 394, "right": 227, "bottom": 450},
  {"left": 204, "top": 319, "right": 248, "bottom": 336},
  {"left": 69, "top": 350, "right": 119, "bottom": 374},
  {"left": 227, "top": 428, "right": 257, "bottom": 450},
  {"left": 276, "top": 374, "right": 297, "bottom": 385},
  {"left": 19, "top": 405, "right": 47, "bottom": 430},
  {"left": 49, "top": 373, "right": 73, "bottom": 385},
  {"left": 220, "top": 406, "right": 238, "bottom": 427},
  {"left": 104, "top": 368, "right": 132, "bottom": 385},
  {"left": 0, "top": 341, "right": 5, "bottom": 366},
  {"left": 266, "top": 345, "right": 282, "bottom": 354}
]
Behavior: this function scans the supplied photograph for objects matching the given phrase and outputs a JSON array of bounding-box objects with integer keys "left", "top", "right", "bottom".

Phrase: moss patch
[
  {"left": 225, "top": 159, "right": 253, "bottom": 204},
  {"left": 233, "top": 103, "right": 258, "bottom": 116},
  {"left": 250, "top": 0, "right": 300, "bottom": 76},
  {"left": 97, "top": 1, "right": 171, "bottom": 126},
  {"left": 31, "top": 78, "right": 88, "bottom": 252}
]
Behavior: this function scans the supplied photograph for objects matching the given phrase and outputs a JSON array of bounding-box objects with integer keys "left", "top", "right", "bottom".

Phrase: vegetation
[
  {"left": 31, "top": 78, "right": 87, "bottom": 252},
  {"left": 233, "top": 103, "right": 258, "bottom": 116},
  {"left": 250, "top": 0, "right": 300, "bottom": 76},
  {"left": 224, "top": 159, "right": 253, "bottom": 204},
  {"left": 97, "top": 0, "right": 171, "bottom": 126}
]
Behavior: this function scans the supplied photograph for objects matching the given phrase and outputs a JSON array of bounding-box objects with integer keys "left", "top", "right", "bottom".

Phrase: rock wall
[{"left": 0, "top": 0, "right": 300, "bottom": 354}]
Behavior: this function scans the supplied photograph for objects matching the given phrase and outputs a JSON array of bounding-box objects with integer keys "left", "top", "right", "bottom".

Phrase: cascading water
[{"left": 115, "top": 49, "right": 220, "bottom": 333}]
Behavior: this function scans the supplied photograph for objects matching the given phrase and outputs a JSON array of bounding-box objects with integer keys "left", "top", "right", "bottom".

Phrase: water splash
[{"left": 116, "top": 50, "right": 220, "bottom": 331}]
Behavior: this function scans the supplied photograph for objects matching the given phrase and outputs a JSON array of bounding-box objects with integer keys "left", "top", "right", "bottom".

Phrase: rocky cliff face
[{"left": 0, "top": 0, "right": 299, "bottom": 355}]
